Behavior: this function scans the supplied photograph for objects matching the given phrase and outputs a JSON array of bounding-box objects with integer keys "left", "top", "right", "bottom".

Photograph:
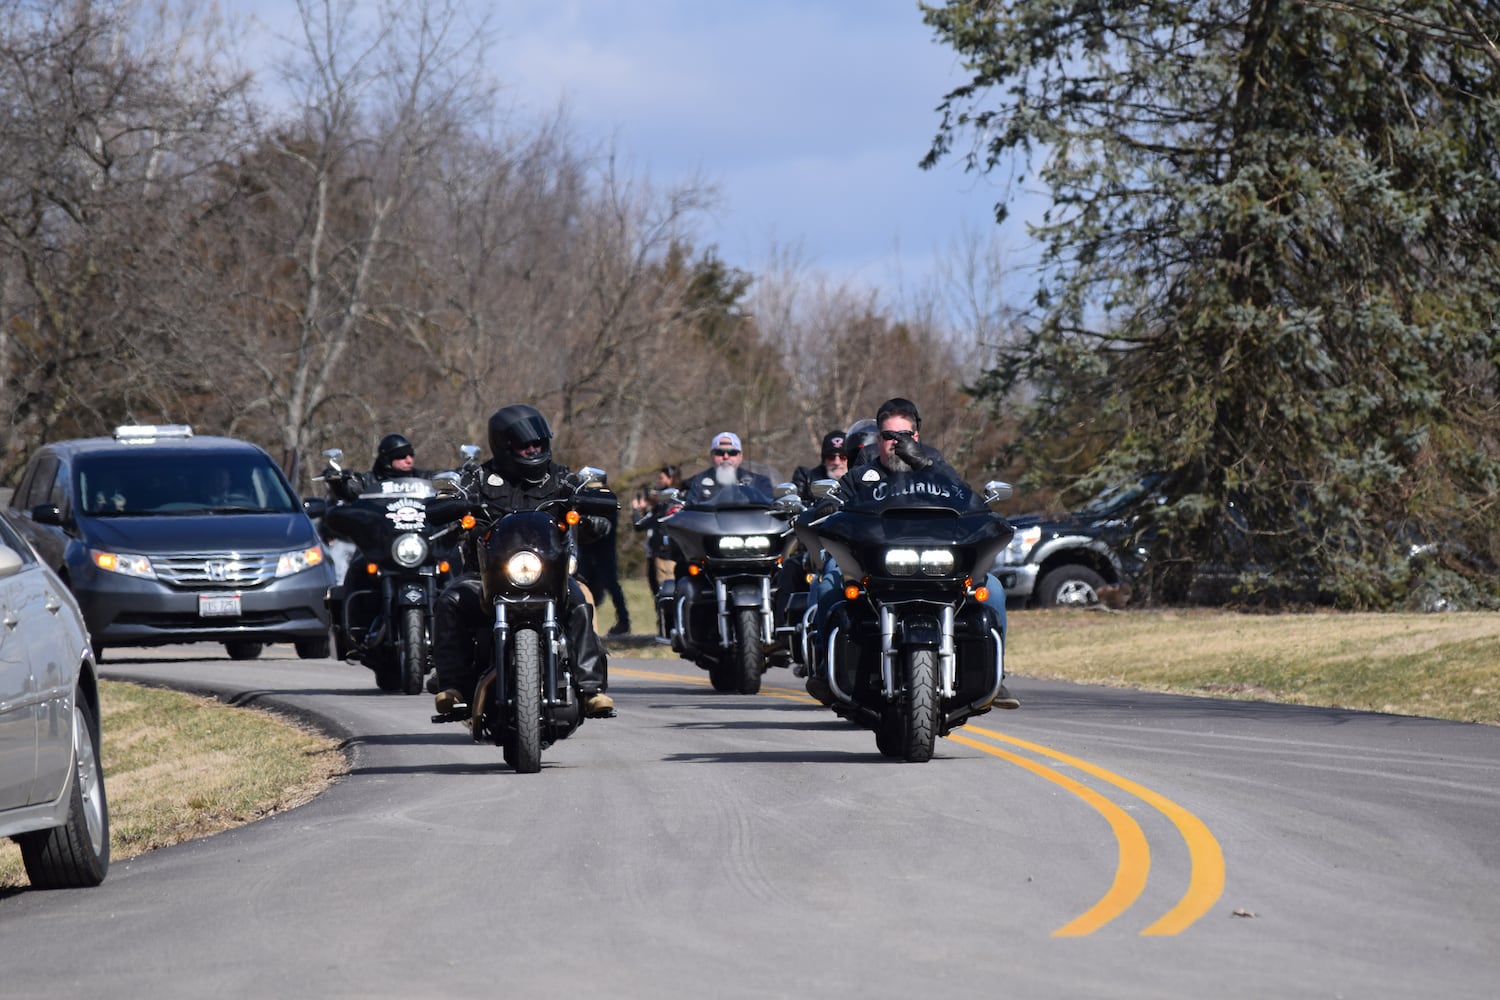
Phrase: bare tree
[
  {"left": 200, "top": 0, "right": 494, "bottom": 482},
  {"left": 0, "top": 0, "right": 248, "bottom": 485}
]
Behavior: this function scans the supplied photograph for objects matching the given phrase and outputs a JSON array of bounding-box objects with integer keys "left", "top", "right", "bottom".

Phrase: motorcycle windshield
[
  {"left": 820, "top": 468, "right": 1011, "bottom": 550},
  {"left": 683, "top": 480, "right": 777, "bottom": 510},
  {"left": 357, "top": 477, "right": 438, "bottom": 499}
]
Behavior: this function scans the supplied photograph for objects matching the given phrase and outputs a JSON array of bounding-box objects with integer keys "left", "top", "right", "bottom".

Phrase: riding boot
[
  {"left": 432, "top": 574, "right": 483, "bottom": 703},
  {"left": 567, "top": 581, "right": 614, "bottom": 716}
]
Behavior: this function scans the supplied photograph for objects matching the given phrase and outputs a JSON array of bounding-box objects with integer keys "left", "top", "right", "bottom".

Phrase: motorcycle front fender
[{"left": 725, "top": 578, "right": 768, "bottom": 608}]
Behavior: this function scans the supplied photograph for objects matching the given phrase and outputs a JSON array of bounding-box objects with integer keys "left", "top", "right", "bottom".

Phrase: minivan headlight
[
  {"left": 275, "top": 546, "right": 326, "bottom": 577},
  {"left": 91, "top": 549, "right": 156, "bottom": 579}
]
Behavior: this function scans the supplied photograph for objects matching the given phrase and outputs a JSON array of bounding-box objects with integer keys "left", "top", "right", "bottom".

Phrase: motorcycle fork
[
  {"left": 491, "top": 600, "right": 571, "bottom": 708},
  {"left": 877, "top": 604, "right": 958, "bottom": 699},
  {"left": 714, "top": 576, "right": 774, "bottom": 647},
  {"left": 492, "top": 602, "right": 511, "bottom": 708}
]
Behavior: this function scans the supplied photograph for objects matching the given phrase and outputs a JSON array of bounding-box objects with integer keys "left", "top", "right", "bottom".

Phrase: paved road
[{"left": 3, "top": 647, "right": 1499, "bottom": 999}]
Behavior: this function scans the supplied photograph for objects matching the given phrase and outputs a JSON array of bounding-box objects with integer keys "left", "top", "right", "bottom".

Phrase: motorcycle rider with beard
[
  {"left": 430, "top": 405, "right": 617, "bottom": 719},
  {"left": 681, "top": 431, "right": 774, "bottom": 503},
  {"left": 805, "top": 397, "right": 1019, "bottom": 709}
]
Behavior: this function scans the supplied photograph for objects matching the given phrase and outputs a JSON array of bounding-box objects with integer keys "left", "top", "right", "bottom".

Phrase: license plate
[{"left": 199, "top": 593, "right": 242, "bottom": 617}]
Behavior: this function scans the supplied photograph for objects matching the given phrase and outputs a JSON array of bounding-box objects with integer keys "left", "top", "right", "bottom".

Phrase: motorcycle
[
  {"left": 654, "top": 477, "right": 796, "bottom": 694},
  {"left": 795, "top": 470, "right": 1015, "bottom": 761},
  {"left": 317, "top": 449, "right": 461, "bottom": 695},
  {"left": 428, "top": 465, "right": 619, "bottom": 774}
]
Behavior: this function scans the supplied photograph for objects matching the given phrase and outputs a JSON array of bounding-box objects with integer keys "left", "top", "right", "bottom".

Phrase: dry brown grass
[
  {"left": 1008, "top": 608, "right": 1500, "bottom": 724},
  {"left": 1, "top": 682, "right": 346, "bottom": 889}
]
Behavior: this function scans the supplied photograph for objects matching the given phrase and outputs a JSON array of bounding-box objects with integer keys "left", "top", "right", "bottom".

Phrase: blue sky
[{"left": 230, "top": 0, "right": 1034, "bottom": 307}]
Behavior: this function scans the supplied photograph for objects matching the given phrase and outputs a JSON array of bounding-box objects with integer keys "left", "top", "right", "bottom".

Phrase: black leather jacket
[{"left": 453, "top": 457, "right": 612, "bottom": 567}]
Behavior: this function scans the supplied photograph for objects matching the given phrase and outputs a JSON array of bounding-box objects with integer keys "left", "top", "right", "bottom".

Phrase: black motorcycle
[
  {"left": 654, "top": 478, "right": 795, "bottom": 694},
  {"left": 429, "top": 466, "right": 618, "bottom": 774},
  {"left": 317, "top": 449, "right": 460, "bottom": 695},
  {"left": 798, "top": 470, "right": 1015, "bottom": 761}
]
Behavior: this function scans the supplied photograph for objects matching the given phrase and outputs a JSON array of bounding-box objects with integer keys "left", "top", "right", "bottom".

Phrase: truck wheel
[{"left": 1037, "top": 566, "right": 1106, "bottom": 608}]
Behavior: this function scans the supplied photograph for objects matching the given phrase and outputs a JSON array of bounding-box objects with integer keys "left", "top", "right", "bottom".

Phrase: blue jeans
[{"left": 809, "top": 566, "right": 1007, "bottom": 649}]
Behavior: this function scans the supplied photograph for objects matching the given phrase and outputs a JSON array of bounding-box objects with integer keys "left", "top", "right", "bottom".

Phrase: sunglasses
[
  {"left": 712, "top": 448, "right": 741, "bottom": 457},
  {"left": 391, "top": 450, "right": 414, "bottom": 460},
  {"left": 879, "top": 430, "right": 910, "bottom": 441}
]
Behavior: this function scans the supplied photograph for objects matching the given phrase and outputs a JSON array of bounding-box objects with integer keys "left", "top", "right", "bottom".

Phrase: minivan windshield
[{"left": 76, "top": 452, "right": 300, "bottom": 515}]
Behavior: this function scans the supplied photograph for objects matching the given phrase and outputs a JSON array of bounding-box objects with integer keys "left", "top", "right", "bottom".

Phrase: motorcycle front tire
[
  {"left": 899, "top": 647, "right": 939, "bottom": 763},
  {"left": 399, "top": 607, "right": 426, "bottom": 695},
  {"left": 507, "top": 628, "right": 543, "bottom": 774},
  {"left": 733, "top": 607, "right": 764, "bottom": 695}
]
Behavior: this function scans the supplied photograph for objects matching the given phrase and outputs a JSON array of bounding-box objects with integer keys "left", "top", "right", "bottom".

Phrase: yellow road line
[
  {"left": 948, "top": 731, "right": 1151, "bottom": 936},
  {"left": 966, "top": 725, "right": 1225, "bottom": 936},
  {"left": 612, "top": 666, "right": 1222, "bottom": 936}
]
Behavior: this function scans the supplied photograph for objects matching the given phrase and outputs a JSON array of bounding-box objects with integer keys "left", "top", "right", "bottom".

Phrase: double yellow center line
[
  {"left": 954, "top": 725, "right": 1224, "bottom": 936},
  {"left": 614, "top": 667, "right": 1225, "bottom": 936}
]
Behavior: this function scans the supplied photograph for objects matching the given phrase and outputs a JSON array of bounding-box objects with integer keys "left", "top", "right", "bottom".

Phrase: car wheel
[
  {"left": 18, "top": 700, "right": 110, "bottom": 888},
  {"left": 1037, "top": 565, "right": 1106, "bottom": 608},
  {"left": 225, "top": 640, "right": 265, "bottom": 660},
  {"left": 295, "top": 635, "right": 331, "bottom": 659}
]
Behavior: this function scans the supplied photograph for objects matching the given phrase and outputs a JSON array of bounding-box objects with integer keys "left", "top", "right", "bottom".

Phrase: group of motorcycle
[
  {"left": 652, "top": 464, "right": 1018, "bottom": 763},
  {"left": 314, "top": 439, "right": 1019, "bottom": 768},
  {"left": 316, "top": 446, "right": 619, "bottom": 774}
]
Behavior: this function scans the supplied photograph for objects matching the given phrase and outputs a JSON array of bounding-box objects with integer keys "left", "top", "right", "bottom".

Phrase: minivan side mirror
[{"left": 31, "top": 503, "right": 66, "bottom": 527}]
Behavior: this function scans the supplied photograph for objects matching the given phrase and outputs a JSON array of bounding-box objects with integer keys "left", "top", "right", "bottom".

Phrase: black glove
[{"left": 890, "top": 431, "right": 932, "bottom": 471}]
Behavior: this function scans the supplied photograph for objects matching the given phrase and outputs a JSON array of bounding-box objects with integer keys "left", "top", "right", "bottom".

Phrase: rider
[
  {"left": 325, "top": 433, "right": 432, "bottom": 502},
  {"left": 681, "top": 431, "right": 774, "bottom": 503},
  {"left": 776, "top": 431, "right": 852, "bottom": 629},
  {"left": 809, "top": 397, "right": 1019, "bottom": 709},
  {"left": 429, "top": 405, "right": 617, "bottom": 719},
  {"left": 792, "top": 430, "right": 851, "bottom": 502}
]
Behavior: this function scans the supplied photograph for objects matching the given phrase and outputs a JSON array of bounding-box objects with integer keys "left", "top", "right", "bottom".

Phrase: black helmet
[
  {"left": 845, "top": 418, "right": 879, "bottom": 462},
  {"left": 488, "top": 404, "right": 554, "bottom": 483},
  {"left": 374, "top": 433, "right": 414, "bottom": 475}
]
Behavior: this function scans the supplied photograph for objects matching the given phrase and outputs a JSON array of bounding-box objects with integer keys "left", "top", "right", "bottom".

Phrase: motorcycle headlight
[
  {"left": 885, "top": 548, "right": 920, "bottom": 575},
  {"left": 920, "top": 549, "right": 955, "bottom": 576},
  {"left": 718, "top": 535, "right": 773, "bottom": 555},
  {"left": 275, "top": 546, "right": 326, "bottom": 577},
  {"left": 506, "top": 551, "right": 544, "bottom": 587},
  {"left": 391, "top": 533, "right": 428, "bottom": 568}
]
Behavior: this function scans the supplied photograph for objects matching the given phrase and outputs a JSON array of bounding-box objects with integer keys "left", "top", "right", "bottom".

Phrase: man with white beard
[{"left": 682, "top": 431, "right": 774, "bottom": 502}]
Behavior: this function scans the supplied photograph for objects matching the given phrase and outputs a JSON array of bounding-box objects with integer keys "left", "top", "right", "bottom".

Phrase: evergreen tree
[{"left": 923, "top": 0, "right": 1500, "bottom": 607}]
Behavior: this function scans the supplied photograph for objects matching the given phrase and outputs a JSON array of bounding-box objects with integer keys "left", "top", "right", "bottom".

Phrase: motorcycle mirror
[
  {"left": 810, "top": 479, "right": 840, "bottom": 498},
  {"left": 772, "top": 495, "right": 805, "bottom": 518},
  {"left": 574, "top": 466, "right": 608, "bottom": 489},
  {"left": 322, "top": 447, "right": 344, "bottom": 465},
  {"left": 983, "top": 480, "right": 1013, "bottom": 511},
  {"left": 773, "top": 482, "right": 799, "bottom": 499},
  {"left": 460, "top": 444, "right": 481, "bottom": 464},
  {"left": 433, "top": 471, "right": 463, "bottom": 495},
  {"left": 657, "top": 487, "right": 681, "bottom": 503}
]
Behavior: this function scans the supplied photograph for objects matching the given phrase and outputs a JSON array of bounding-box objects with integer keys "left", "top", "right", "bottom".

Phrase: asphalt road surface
[{"left": 4, "top": 645, "right": 1498, "bottom": 999}]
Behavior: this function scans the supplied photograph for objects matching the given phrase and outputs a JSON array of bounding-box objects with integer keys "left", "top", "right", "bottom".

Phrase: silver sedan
[{"left": 0, "top": 509, "right": 108, "bottom": 887}]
